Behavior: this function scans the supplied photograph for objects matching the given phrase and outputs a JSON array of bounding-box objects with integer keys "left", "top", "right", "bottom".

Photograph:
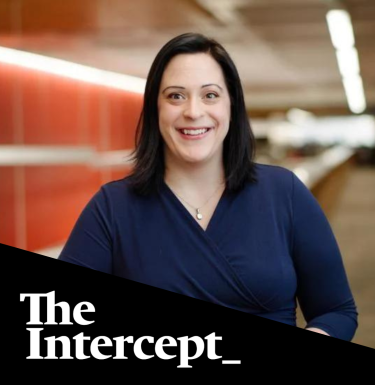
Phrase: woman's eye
[
  {"left": 169, "top": 93, "right": 184, "bottom": 100},
  {"left": 206, "top": 92, "right": 218, "bottom": 99}
]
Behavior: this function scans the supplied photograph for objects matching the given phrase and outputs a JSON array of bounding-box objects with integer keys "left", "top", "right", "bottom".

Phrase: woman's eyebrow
[
  {"left": 202, "top": 83, "right": 223, "bottom": 91},
  {"left": 162, "top": 86, "right": 185, "bottom": 93},
  {"left": 162, "top": 83, "right": 223, "bottom": 93}
]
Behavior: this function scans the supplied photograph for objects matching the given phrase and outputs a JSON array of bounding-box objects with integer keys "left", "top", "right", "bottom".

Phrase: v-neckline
[{"left": 161, "top": 180, "right": 228, "bottom": 234}]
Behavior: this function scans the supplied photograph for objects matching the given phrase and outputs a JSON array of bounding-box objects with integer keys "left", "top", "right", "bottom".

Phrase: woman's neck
[{"left": 164, "top": 155, "right": 225, "bottom": 192}]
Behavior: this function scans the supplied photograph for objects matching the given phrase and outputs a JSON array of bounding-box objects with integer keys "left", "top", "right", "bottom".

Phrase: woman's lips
[{"left": 176, "top": 127, "right": 213, "bottom": 140}]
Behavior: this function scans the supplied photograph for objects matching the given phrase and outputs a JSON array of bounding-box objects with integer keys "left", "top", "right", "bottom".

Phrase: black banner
[{"left": 6, "top": 242, "right": 371, "bottom": 373}]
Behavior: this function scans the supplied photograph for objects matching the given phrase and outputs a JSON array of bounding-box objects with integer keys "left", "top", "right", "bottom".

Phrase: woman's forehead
[{"left": 160, "top": 53, "right": 226, "bottom": 87}]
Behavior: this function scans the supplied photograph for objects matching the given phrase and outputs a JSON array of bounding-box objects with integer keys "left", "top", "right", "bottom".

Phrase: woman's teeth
[{"left": 182, "top": 128, "right": 209, "bottom": 136}]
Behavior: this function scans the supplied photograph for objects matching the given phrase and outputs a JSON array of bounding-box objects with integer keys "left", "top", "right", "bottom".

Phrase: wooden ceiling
[{"left": 0, "top": 0, "right": 374, "bottom": 117}]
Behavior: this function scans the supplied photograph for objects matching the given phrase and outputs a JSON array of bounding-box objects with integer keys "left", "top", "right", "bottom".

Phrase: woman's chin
[
  {"left": 165, "top": 147, "right": 218, "bottom": 166},
  {"left": 178, "top": 152, "right": 213, "bottom": 165}
]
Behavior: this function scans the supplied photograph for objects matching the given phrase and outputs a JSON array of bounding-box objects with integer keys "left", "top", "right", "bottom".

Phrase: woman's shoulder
[
  {"left": 100, "top": 175, "right": 132, "bottom": 192},
  {"left": 254, "top": 161, "right": 293, "bottom": 175},
  {"left": 252, "top": 162, "right": 319, "bottom": 208},
  {"left": 98, "top": 175, "right": 139, "bottom": 202},
  {"left": 252, "top": 162, "right": 295, "bottom": 190}
]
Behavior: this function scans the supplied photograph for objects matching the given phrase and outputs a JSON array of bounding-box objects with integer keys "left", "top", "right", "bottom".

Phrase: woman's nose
[{"left": 183, "top": 98, "right": 204, "bottom": 120}]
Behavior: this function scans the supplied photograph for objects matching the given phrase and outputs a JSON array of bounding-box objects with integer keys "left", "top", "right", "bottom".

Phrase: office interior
[{"left": 0, "top": 0, "right": 374, "bottom": 348}]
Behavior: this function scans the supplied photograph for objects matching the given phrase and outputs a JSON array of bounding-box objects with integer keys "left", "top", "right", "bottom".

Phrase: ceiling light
[
  {"left": 342, "top": 75, "right": 367, "bottom": 114},
  {"left": 335, "top": 47, "right": 360, "bottom": 77},
  {"left": 326, "top": 10, "right": 355, "bottom": 49},
  {"left": 0, "top": 46, "right": 146, "bottom": 94}
]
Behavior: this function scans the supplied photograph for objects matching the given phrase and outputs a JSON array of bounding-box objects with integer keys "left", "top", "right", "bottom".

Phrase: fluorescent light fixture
[
  {"left": 342, "top": 75, "right": 367, "bottom": 114},
  {"left": 0, "top": 46, "right": 146, "bottom": 94},
  {"left": 336, "top": 47, "right": 360, "bottom": 77},
  {"left": 286, "top": 108, "right": 315, "bottom": 125},
  {"left": 326, "top": 9, "right": 367, "bottom": 114},
  {"left": 326, "top": 10, "right": 355, "bottom": 49}
]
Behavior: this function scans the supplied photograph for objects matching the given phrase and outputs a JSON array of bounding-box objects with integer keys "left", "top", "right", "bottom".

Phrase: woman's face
[{"left": 157, "top": 53, "right": 231, "bottom": 166}]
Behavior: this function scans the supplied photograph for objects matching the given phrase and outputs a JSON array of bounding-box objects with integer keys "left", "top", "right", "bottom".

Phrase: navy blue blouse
[{"left": 58, "top": 163, "right": 358, "bottom": 340}]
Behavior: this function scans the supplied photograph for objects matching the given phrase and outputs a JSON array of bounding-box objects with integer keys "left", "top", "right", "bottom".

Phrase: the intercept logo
[{"left": 20, "top": 291, "right": 241, "bottom": 367}]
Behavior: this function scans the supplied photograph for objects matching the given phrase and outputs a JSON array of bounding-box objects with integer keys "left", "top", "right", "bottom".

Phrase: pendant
[{"left": 196, "top": 208, "right": 203, "bottom": 220}]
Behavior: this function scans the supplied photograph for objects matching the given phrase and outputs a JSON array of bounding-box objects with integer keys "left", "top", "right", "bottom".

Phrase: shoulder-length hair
[{"left": 128, "top": 32, "right": 257, "bottom": 195}]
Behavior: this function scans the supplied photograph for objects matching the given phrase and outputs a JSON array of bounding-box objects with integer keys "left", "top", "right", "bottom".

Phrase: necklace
[{"left": 168, "top": 183, "right": 224, "bottom": 221}]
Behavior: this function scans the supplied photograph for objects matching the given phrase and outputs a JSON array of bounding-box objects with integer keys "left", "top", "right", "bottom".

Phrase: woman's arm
[
  {"left": 291, "top": 172, "right": 358, "bottom": 340},
  {"left": 58, "top": 187, "right": 113, "bottom": 273},
  {"left": 305, "top": 327, "right": 330, "bottom": 336}
]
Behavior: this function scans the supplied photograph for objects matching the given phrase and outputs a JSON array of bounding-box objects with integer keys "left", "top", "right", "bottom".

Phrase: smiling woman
[
  {"left": 58, "top": 33, "right": 358, "bottom": 341},
  {"left": 130, "top": 32, "right": 256, "bottom": 197}
]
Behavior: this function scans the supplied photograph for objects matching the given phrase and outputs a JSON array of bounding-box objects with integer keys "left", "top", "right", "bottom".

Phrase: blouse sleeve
[
  {"left": 58, "top": 187, "right": 113, "bottom": 273},
  {"left": 291, "top": 172, "right": 358, "bottom": 341}
]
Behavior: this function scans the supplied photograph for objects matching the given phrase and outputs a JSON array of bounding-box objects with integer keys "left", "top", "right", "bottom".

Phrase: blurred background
[{"left": 0, "top": 0, "right": 374, "bottom": 348}]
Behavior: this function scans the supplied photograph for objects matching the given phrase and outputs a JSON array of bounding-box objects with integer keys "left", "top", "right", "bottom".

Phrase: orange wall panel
[
  {"left": 0, "top": 63, "right": 15, "bottom": 144},
  {"left": 109, "top": 90, "right": 143, "bottom": 150},
  {"left": 1, "top": 61, "right": 144, "bottom": 251},
  {"left": 21, "top": 69, "right": 48, "bottom": 143},
  {"left": 24, "top": 74, "right": 82, "bottom": 145},
  {"left": 25, "top": 165, "right": 102, "bottom": 251},
  {"left": 79, "top": 83, "right": 102, "bottom": 149},
  {"left": 0, "top": 167, "right": 16, "bottom": 247},
  {"left": 84, "top": 84, "right": 108, "bottom": 151}
]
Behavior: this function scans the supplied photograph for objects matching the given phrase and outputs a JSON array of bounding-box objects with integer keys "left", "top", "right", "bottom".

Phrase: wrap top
[{"left": 58, "top": 163, "right": 358, "bottom": 340}]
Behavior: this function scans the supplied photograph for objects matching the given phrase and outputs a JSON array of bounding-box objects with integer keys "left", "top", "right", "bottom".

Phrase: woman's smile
[{"left": 176, "top": 126, "right": 213, "bottom": 140}]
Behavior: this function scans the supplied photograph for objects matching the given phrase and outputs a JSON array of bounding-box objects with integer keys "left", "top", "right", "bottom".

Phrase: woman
[{"left": 58, "top": 33, "right": 358, "bottom": 341}]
